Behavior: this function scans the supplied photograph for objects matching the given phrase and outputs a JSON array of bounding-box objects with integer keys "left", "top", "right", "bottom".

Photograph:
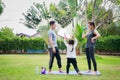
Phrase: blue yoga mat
[{"left": 41, "top": 71, "right": 101, "bottom": 76}]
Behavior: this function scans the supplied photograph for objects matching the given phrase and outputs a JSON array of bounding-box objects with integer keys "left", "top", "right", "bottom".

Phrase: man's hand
[
  {"left": 49, "top": 36, "right": 56, "bottom": 53},
  {"left": 52, "top": 47, "right": 56, "bottom": 53}
]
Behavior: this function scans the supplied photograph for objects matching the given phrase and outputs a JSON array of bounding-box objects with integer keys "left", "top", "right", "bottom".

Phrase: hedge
[
  {"left": 57, "top": 35, "right": 120, "bottom": 52},
  {"left": 0, "top": 35, "right": 120, "bottom": 53},
  {"left": 57, "top": 40, "right": 66, "bottom": 50},
  {"left": 0, "top": 38, "right": 45, "bottom": 53},
  {"left": 96, "top": 35, "right": 120, "bottom": 52},
  {"left": 0, "top": 37, "right": 66, "bottom": 53}
]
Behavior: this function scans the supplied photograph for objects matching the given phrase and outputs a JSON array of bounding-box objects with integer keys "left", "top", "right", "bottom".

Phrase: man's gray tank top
[{"left": 85, "top": 30, "right": 96, "bottom": 48}]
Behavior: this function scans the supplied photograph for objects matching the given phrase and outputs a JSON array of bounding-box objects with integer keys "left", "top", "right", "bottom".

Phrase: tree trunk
[
  {"left": 85, "top": 0, "right": 88, "bottom": 27},
  {"left": 92, "top": 0, "right": 97, "bottom": 21},
  {"left": 76, "top": 46, "right": 80, "bottom": 55}
]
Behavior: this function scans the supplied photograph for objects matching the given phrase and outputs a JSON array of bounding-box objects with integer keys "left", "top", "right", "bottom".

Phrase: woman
[{"left": 82, "top": 22, "right": 100, "bottom": 75}]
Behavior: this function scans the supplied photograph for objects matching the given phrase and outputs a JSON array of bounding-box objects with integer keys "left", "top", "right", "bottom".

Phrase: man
[{"left": 48, "top": 21, "right": 63, "bottom": 74}]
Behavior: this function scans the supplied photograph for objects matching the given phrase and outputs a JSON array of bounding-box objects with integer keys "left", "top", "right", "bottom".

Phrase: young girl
[{"left": 64, "top": 38, "right": 82, "bottom": 75}]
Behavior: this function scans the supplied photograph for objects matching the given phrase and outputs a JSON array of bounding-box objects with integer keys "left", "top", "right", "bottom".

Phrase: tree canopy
[
  {"left": 21, "top": 0, "right": 120, "bottom": 39},
  {"left": 0, "top": 0, "right": 4, "bottom": 15},
  {"left": 0, "top": 27, "right": 15, "bottom": 39}
]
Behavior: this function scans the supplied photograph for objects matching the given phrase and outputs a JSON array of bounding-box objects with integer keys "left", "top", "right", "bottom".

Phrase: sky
[{"left": 0, "top": 0, "right": 59, "bottom": 35}]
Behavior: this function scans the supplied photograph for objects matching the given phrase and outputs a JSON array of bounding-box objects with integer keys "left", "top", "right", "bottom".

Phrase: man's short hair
[{"left": 49, "top": 21, "right": 55, "bottom": 26}]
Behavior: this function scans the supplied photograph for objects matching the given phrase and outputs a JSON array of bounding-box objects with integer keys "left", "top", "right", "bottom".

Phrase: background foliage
[
  {"left": 0, "top": 38, "right": 45, "bottom": 53},
  {"left": 0, "top": 35, "right": 120, "bottom": 53},
  {"left": 0, "top": 0, "right": 4, "bottom": 15},
  {"left": 96, "top": 35, "right": 120, "bottom": 52}
]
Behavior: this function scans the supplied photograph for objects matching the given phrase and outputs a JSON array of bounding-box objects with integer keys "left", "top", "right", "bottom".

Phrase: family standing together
[{"left": 47, "top": 20, "right": 100, "bottom": 75}]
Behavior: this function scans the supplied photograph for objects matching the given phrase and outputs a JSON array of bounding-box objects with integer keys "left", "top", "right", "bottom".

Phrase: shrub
[
  {"left": 0, "top": 35, "right": 120, "bottom": 53},
  {"left": 0, "top": 37, "right": 66, "bottom": 53},
  {"left": 96, "top": 35, "right": 120, "bottom": 52},
  {"left": 0, "top": 38, "right": 46, "bottom": 53},
  {"left": 57, "top": 40, "right": 66, "bottom": 50}
]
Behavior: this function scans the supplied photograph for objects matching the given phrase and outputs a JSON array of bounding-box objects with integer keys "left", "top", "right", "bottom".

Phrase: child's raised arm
[
  {"left": 64, "top": 39, "right": 69, "bottom": 47},
  {"left": 74, "top": 38, "right": 78, "bottom": 47}
]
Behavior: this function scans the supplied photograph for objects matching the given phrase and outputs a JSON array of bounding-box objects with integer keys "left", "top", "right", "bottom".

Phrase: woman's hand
[
  {"left": 91, "top": 38, "right": 95, "bottom": 43},
  {"left": 91, "top": 29, "right": 101, "bottom": 43}
]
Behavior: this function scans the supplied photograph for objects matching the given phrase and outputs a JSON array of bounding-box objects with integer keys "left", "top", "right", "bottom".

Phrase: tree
[
  {"left": 33, "top": 2, "right": 51, "bottom": 23},
  {"left": 21, "top": 2, "right": 51, "bottom": 45},
  {"left": 49, "top": 3, "right": 72, "bottom": 28},
  {"left": 22, "top": 0, "right": 120, "bottom": 45},
  {"left": 110, "top": 0, "right": 120, "bottom": 26},
  {"left": 110, "top": 0, "right": 120, "bottom": 5},
  {"left": 79, "top": 0, "right": 120, "bottom": 36},
  {"left": 0, "top": 0, "right": 4, "bottom": 15},
  {"left": 21, "top": 2, "right": 50, "bottom": 29},
  {"left": 37, "top": 25, "right": 49, "bottom": 44},
  {"left": 0, "top": 27, "right": 15, "bottom": 39},
  {"left": 99, "top": 23, "right": 120, "bottom": 36},
  {"left": 49, "top": 0, "right": 79, "bottom": 28},
  {"left": 21, "top": 6, "right": 42, "bottom": 29},
  {"left": 85, "top": 0, "right": 120, "bottom": 28}
]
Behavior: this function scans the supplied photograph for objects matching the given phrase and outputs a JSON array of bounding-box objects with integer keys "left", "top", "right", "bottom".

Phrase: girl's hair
[
  {"left": 68, "top": 39, "right": 74, "bottom": 52},
  {"left": 68, "top": 39, "right": 74, "bottom": 45},
  {"left": 88, "top": 22, "right": 95, "bottom": 28}
]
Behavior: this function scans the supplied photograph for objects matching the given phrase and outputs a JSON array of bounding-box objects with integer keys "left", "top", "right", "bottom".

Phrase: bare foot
[
  {"left": 59, "top": 68, "right": 64, "bottom": 73},
  {"left": 86, "top": 70, "right": 92, "bottom": 73},
  {"left": 59, "top": 70, "right": 64, "bottom": 73},
  {"left": 78, "top": 72, "right": 82, "bottom": 75},
  {"left": 93, "top": 71, "right": 97, "bottom": 75},
  {"left": 48, "top": 69, "right": 53, "bottom": 74},
  {"left": 48, "top": 71, "right": 53, "bottom": 74}
]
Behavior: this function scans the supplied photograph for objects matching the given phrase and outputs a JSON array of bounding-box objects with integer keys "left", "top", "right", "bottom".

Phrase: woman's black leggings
[{"left": 85, "top": 47, "right": 97, "bottom": 71}]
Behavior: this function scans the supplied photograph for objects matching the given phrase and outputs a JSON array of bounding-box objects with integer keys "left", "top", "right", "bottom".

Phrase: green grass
[{"left": 0, "top": 54, "right": 120, "bottom": 80}]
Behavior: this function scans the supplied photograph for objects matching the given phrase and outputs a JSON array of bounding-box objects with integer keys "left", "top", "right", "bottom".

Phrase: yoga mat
[{"left": 41, "top": 71, "right": 101, "bottom": 76}]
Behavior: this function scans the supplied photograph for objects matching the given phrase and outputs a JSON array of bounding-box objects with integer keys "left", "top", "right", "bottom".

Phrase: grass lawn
[{"left": 0, "top": 54, "right": 120, "bottom": 80}]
